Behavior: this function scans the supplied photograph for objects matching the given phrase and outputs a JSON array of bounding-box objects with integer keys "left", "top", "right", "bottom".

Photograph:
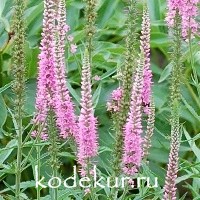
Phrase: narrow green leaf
[
  {"left": 0, "top": 17, "right": 10, "bottom": 32},
  {"left": 0, "top": 94, "right": 7, "bottom": 128},
  {"left": 158, "top": 63, "right": 172, "bottom": 83},
  {"left": 0, "top": 82, "right": 12, "bottom": 93},
  {"left": 0, "top": 139, "right": 17, "bottom": 164},
  {"left": 183, "top": 128, "right": 200, "bottom": 162},
  {"left": 93, "top": 83, "right": 102, "bottom": 108},
  {"left": 0, "top": 0, "right": 6, "bottom": 17},
  {"left": 66, "top": 81, "right": 80, "bottom": 104},
  {"left": 181, "top": 96, "right": 200, "bottom": 122}
]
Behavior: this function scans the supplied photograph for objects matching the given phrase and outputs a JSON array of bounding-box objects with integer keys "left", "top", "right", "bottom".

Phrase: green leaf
[
  {"left": 151, "top": 32, "right": 170, "bottom": 47},
  {"left": 0, "top": 17, "right": 10, "bottom": 32},
  {"left": 147, "top": 0, "right": 161, "bottom": 21},
  {"left": 158, "top": 63, "right": 172, "bottom": 83},
  {"left": 97, "top": 0, "right": 120, "bottom": 28},
  {"left": 93, "top": 83, "right": 102, "bottom": 108},
  {"left": 0, "top": 82, "right": 12, "bottom": 94},
  {"left": 183, "top": 128, "right": 200, "bottom": 162},
  {"left": 0, "top": 0, "right": 6, "bottom": 17},
  {"left": 100, "top": 68, "right": 117, "bottom": 80},
  {"left": 0, "top": 181, "right": 35, "bottom": 193},
  {"left": 0, "top": 94, "right": 7, "bottom": 128},
  {"left": 24, "top": 80, "right": 36, "bottom": 116},
  {"left": 181, "top": 96, "right": 200, "bottom": 122},
  {"left": 66, "top": 81, "right": 80, "bottom": 104},
  {"left": 0, "top": 139, "right": 17, "bottom": 164}
]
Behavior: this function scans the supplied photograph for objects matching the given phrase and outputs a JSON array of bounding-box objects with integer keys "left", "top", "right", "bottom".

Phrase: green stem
[
  {"left": 0, "top": 54, "right": 3, "bottom": 88},
  {"left": 21, "top": 122, "right": 46, "bottom": 168},
  {"left": 48, "top": 110, "right": 59, "bottom": 200},
  {"left": 120, "top": 184, "right": 129, "bottom": 200},
  {"left": 15, "top": 114, "right": 23, "bottom": 199},
  {"left": 37, "top": 138, "right": 41, "bottom": 200},
  {"left": 188, "top": 33, "right": 200, "bottom": 97}
]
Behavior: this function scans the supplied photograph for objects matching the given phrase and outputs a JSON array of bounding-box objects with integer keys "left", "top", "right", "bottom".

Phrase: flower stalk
[
  {"left": 11, "top": 0, "right": 26, "bottom": 198},
  {"left": 54, "top": 0, "right": 78, "bottom": 140},
  {"left": 77, "top": 49, "right": 98, "bottom": 177},
  {"left": 163, "top": 10, "right": 182, "bottom": 200},
  {"left": 122, "top": 54, "right": 144, "bottom": 176},
  {"left": 112, "top": 0, "right": 139, "bottom": 176},
  {"left": 84, "top": 0, "right": 97, "bottom": 60},
  {"left": 48, "top": 110, "right": 60, "bottom": 200}
]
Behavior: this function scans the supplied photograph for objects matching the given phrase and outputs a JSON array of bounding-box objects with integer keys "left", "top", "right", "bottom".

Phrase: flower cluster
[
  {"left": 140, "top": 8, "right": 152, "bottom": 114},
  {"left": 33, "top": 0, "right": 77, "bottom": 140},
  {"left": 107, "top": 87, "right": 123, "bottom": 112},
  {"left": 110, "top": 0, "right": 139, "bottom": 176},
  {"left": 163, "top": 108, "right": 180, "bottom": 200},
  {"left": 77, "top": 50, "right": 98, "bottom": 176},
  {"left": 33, "top": 0, "right": 57, "bottom": 140},
  {"left": 122, "top": 57, "right": 144, "bottom": 176},
  {"left": 166, "top": 0, "right": 198, "bottom": 38},
  {"left": 54, "top": 0, "right": 77, "bottom": 139}
]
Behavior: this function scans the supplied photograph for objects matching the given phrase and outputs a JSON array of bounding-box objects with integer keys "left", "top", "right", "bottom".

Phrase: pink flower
[
  {"left": 84, "top": 188, "right": 91, "bottom": 195},
  {"left": 64, "top": 24, "right": 70, "bottom": 32},
  {"left": 107, "top": 87, "right": 123, "bottom": 112},
  {"left": 93, "top": 75, "right": 101, "bottom": 81},
  {"left": 67, "top": 35, "right": 74, "bottom": 42},
  {"left": 70, "top": 44, "right": 77, "bottom": 53},
  {"left": 166, "top": 0, "right": 198, "bottom": 38},
  {"left": 163, "top": 116, "right": 180, "bottom": 200},
  {"left": 33, "top": 0, "right": 77, "bottom": 140},
  {"left": 54, "top": 0, "right": 78, "bottom": 139},
  {"left": 122, "top": 58, "right": 144, "bottom": 176},
  {"left": 77, "top": 50, "right": 98, "bottom": 176},
  {"left": 33, "top": 0, "right": 57, "bottom": 136},
  {"left": 140, "top": 8, "right": 152, "bottom": 114}
]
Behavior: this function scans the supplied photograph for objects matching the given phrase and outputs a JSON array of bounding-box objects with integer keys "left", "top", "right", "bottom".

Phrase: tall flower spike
[
  {"left": 34, "top": 0, "right": 57, "bottom": 139},
  {"left": 163, "top": 105, "right": 180, "bottom": 200},
  {"left": 122, "top": 55, "right": 144, "bottom": 176},
  {"left": 54, "top": 0, "right": 78, "bottom": 139},
  {"left": 140, "top": 6, "right": 152, "bottom": 114},
  {"left": 12, "top": 0, "right": 26, "bottom": 115},
  {"left": 166, "top": 0, "right": 198, "bottom": 38},
  {"left": 163, "top": 10, "right": 182, "bottom": 200},
  {"left": 11, "top": 0, "right": 26, "bottom": 198},
  {"left": 112, "top": 0, "right": 139, "bottom": 176},
  {"left": 78, "top": 50, "right": 98, "bottom": 176}
]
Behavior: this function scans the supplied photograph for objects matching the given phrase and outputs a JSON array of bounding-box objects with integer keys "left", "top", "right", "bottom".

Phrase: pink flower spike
[
  {"left": 34, "top": 0, "right": 57, "bottom": 135},
  {"left": 54, "top": 0, "right": 78, "bottom": 139},
  {"left": 77, "top": 50, "right": 98, "bottom": 176},
  {"left": 122, "top": 57, "right": 144, "bottom": 176},
  {"left": 166, "top": 0, "right": 198, "bottom": 38},
  {"left": 140, "top": 8, "right": 152, "bottom": 114}
]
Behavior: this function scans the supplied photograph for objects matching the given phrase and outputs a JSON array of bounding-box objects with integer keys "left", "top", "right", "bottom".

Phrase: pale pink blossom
[
  {"left": 122, "top": 58, "right": 144, "bottom": 176},
  {"left": 77, "top": 50, "right": 98, "bottom": 176}
]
